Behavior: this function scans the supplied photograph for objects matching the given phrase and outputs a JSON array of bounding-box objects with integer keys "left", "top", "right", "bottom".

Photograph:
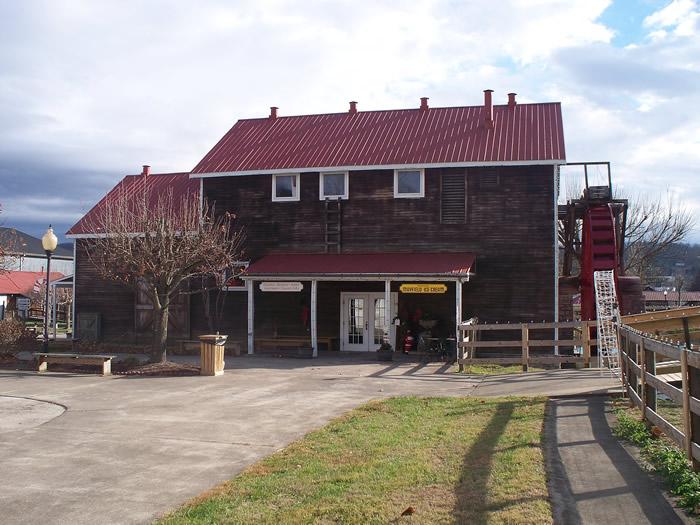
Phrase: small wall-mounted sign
[
  {"left": 259, "top": 281, "right": 304, "bottom": 292},
  {"left": 399, "top": 283, "right": 448, "bottom": 294},
  {"left": 16, "top": 297, "right": 31, "bottom": 309}
]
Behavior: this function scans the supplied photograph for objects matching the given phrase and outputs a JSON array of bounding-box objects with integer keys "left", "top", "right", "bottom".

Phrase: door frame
[{"left": 340, "top": 292, "right": 398, "bottom": 352}]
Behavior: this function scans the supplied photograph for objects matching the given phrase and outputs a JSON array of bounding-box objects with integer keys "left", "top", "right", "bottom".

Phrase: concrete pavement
[
  {"left": 545, "top": 396, "right": 692, "bottom": 524},
  {"left": 0, "top": 356, "right": 618, "bottom": 525}
]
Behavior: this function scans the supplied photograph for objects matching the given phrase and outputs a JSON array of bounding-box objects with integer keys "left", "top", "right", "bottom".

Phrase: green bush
[{"left": 614, "top": 409, "right": 700, "bottom": 511}]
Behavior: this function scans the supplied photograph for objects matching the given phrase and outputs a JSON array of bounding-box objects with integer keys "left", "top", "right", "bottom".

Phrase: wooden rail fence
[
  {"left": 619, "top": 324, "right": 700, "bottom": 469},
  {"left": 457, "top": 320, "right": 599, "bottom": 372}
]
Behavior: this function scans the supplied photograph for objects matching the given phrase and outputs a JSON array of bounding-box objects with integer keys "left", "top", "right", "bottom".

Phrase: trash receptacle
[{"left": 199, "top": 334, "right": 228, "bottom": 376}]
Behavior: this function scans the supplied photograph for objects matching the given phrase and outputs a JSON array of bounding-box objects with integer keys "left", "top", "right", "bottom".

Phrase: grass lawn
[
  {"left": 160, "top": 396, "right": 550, "bottom": 525},
  {"left": 461, "top": 363, "right": 545, "bottom": 375}
]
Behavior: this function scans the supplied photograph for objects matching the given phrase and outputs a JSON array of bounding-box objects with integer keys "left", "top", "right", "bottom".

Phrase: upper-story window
[
  {"left": 394, "top": 169, "right": 424, "bottom": 198},
  {"left": 319, "top": 171, "right": 349, "bottom": 200},
  {"left": 272, "top": 173, "right": 300, "bottom": 202}
]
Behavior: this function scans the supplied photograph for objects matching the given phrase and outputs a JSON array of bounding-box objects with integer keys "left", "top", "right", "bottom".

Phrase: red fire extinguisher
[{"left": 403, "top": 331, "right": 414, "bottom": 354}]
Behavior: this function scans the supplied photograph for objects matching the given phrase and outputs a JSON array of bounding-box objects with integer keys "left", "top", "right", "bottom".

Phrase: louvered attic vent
[
  {"left": 479, "top": 168, "right": 500, "bottom": 188},
  {"left": 440, "top": 173, "right": 466, "bottom": 224}
]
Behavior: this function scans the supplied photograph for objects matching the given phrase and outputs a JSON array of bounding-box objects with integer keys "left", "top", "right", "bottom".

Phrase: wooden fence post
[
  {"left": 458, "top": 325, "right": 465, "bottom": 373},
  {"left": 643, "top": 339, "right": 657, "bottom": 414},
  {"left": 582, "top": 321, "right": 591, "bottom": 368},
  {"left": 620, "top": 328, "right": 629, "bottom": 389},
  {"left": 688, "top": 353, "right": 700, "bottom": 471},
  {"left": 632, "top": 342, "right": 641, "bottom": 406},
  {"left": 683, "top": 318, "right": 692, "bottom": 350},
  {"left": 640, "top": 340, "right": 648, "bottom": 417},
  {"left": 521, "top": 324, "right": 529, "bottom": 372},
  {"left": 681, "top": 349, "right": 693, "bottom": 462}
]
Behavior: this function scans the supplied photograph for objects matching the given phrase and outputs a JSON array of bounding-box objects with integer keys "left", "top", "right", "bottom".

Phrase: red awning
[{"left": 245, "top": 253, "right": 475, "bottom": 278}]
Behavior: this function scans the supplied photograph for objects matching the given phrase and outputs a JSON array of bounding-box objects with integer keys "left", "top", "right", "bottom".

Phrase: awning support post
[
  {"left": 384, "top": 279, "right": 391, "bottom": 345},
  {"left": 247, "top": 280, "right": 254, "bottom": 354},
  {"left": 311, "top": 280, "right": 318, "bottom": 358},
  {"left": 456, "top": 279, "right": 463, "bottom": 361}
]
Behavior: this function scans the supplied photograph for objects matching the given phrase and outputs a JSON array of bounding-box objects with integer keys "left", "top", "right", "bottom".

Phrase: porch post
[
  {"left": 247, "top": 280, "right": 254, "bottom": 354},
  {"left": 311, "top": 280, "right": 318, "bottom": 358},
  {"left": 455, "top": 279, "right": 463, "bottom": 353},
  {"left": 384, "top": 279, "right": 391, "bottom": 345}
]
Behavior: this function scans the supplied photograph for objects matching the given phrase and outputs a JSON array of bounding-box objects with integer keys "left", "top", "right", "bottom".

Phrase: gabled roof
[
  {"left": 191, "top": 102, "right": 565, "bottom": 176},
  {"left": 0, "top": 271, "right": 64, "bottom": 297},
  {"left": 67, "top": 172, "right": 197, "bottom": 236},
  {"left": 0, "top": 227, "right": 73, "bottom": 258},
  {"left": 245, "top": 252, "right": 475, "bottom": 277}
]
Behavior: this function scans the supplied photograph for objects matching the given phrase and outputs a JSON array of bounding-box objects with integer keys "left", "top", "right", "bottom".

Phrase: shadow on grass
[{"left": 452, "top": 399, "right": 541, "bottom": 524}]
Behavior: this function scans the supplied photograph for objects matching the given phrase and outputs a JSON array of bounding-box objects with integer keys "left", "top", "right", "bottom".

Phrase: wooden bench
[
  {"left": 255, "top": 336, "right": 338, "bottom": 353},
  {"left": 33, "top": 353, "right": 116, "bottom": 376}
]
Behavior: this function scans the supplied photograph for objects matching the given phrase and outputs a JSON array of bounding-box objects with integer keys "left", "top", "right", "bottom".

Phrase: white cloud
[
  {"left": 644, "top": 0, "right": 700, "bottom": 37},
  {"left": 0, "top": 0, "right": 699, "bottom": 241}
]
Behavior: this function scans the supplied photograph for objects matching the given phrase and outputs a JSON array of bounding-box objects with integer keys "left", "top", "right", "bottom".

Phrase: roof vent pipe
[
  {"left": 141, "top": 165, "right": 151, "bottom": 176},
  {"left": 483, "top": 89, "right": 494, "bottom": 128},
  {"left": 508, "top": 92, "right": 517, "bottom": 109},
  {"left": 269, "top": 106, "right": 278, "bottom": 119},
  {"left": 349, "top": 101, "right": 357, "bottom": 114},
  {"left": 420, "top": 97, "right": 429, "bottom": 111}
]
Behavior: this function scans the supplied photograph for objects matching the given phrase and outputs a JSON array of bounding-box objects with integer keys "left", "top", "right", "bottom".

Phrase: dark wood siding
[
  {"left": 205, "top": 165, "right": 556, "bottom": 323},
  {"left": 74, "top": 240, "right": 137, "bottom": 342},
  {"left": 74, "top": 164, "right": 556, "bottom": 345}
]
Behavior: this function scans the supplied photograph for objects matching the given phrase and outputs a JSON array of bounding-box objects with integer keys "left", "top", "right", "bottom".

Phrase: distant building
[
  {"left": 643, "top": 290, "right": 700, "bottom": 311},
  {"left": 0, "top": 227, "right": 74, "bottom": 275},
  {"left": 0, "top": 270, "right": 64, "bottom": 319}
]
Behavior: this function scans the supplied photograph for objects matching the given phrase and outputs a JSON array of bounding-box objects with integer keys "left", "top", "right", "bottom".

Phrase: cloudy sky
[{"left": 1, "top": 0, "right": 699, "bottom": 243}]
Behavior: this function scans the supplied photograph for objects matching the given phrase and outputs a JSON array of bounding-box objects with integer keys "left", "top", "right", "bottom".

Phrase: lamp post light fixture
[{"left": 41, "top": 225, "right": 58, "bottom": 353}]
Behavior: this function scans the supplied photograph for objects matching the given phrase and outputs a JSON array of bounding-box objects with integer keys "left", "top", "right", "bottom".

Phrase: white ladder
[{"left": 594, "top": 270, "right": 621, "bottom": 377}]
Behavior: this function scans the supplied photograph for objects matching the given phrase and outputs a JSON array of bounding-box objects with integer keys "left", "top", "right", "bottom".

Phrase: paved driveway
[{"left": 0, "top": 356, "right": 618, "bottom": 525}]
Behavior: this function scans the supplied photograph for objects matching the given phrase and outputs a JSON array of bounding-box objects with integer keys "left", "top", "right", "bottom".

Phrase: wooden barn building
[{"left": 67, "top": 90, "right": 566, "bottom": 355}]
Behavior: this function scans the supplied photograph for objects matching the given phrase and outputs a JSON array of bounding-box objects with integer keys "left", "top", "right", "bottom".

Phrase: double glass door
[{"left": 341, "top": 292, "right": 398, "bottom": 351}]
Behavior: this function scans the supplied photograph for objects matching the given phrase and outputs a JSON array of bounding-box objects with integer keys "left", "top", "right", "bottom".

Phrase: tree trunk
[
  {"left": 153, "top": 305, "right": 169, "bottom": 363},
  {"left": 203, "top": 289, "right": 215, "bottom": 333}
]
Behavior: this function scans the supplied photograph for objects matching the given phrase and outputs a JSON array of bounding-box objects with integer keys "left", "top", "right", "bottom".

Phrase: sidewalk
[{"left": 545, "top": 396, "right": 692, "bottom": 524}]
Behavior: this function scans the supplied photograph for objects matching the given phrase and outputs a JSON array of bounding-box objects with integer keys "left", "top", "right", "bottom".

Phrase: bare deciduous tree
[
  {"left": 85, "top": 185, "right": 244, "bottom": 362},
  {"left": 623, "top": 192, "right": 695, "bottom": 282},
  {"left": 559, "top": 182, "right": 695, "bottom": 284}
]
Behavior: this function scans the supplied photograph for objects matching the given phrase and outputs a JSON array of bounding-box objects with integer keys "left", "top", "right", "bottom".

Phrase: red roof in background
[
  {"left": 67, "top": 172, "right": 197, "bottom": 235},
  {"left": 191, "top": 102, "right": 565, "bottom": 175},
  {"left": 0, "top": 271, "right": 64, "bottom": 297},
  {"left": 644, "top": 291, "right": 700, "bottom": 302},
  {"left": 245, "top": 252, "right": 475, "bottom": 276}
]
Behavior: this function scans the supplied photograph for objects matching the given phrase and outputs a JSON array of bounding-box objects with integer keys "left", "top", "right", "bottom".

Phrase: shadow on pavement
[{"left": 545, "top": 396, "right": 688, "bottom": 524}]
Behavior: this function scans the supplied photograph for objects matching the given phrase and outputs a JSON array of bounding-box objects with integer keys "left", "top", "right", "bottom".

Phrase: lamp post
[{"left": 41, "top": 225, "right": 58, "bottom": 352}]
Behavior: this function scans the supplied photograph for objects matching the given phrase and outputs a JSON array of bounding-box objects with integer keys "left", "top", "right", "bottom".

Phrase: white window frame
[
  {"left": 272, "top": 173, "right": 300, "bottom": 202},
  {"left": 319, "top": 171, "right": 349, "bottom": 200},
  {"left": 393, "top": 168, "right": 425, "bottom": 199}
]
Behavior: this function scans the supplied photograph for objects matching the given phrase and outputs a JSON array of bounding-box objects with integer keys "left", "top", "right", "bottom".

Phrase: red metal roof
[
  {"left": 67, "top": 172, "right": 198, "bottom": 236},
  {"left": 245, "top": 252, "right": 475, "bottom": 277},
  {"left": 191, "top": 102, "right": 565, "bottom": 175},
  {"left": 0, "top": 271, "right": 64, "bottom": 297}
]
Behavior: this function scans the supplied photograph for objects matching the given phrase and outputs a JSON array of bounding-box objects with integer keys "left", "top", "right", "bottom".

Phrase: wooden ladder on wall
[{"left": 324, "top": 198, "right": 342, "bottom": 253}]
